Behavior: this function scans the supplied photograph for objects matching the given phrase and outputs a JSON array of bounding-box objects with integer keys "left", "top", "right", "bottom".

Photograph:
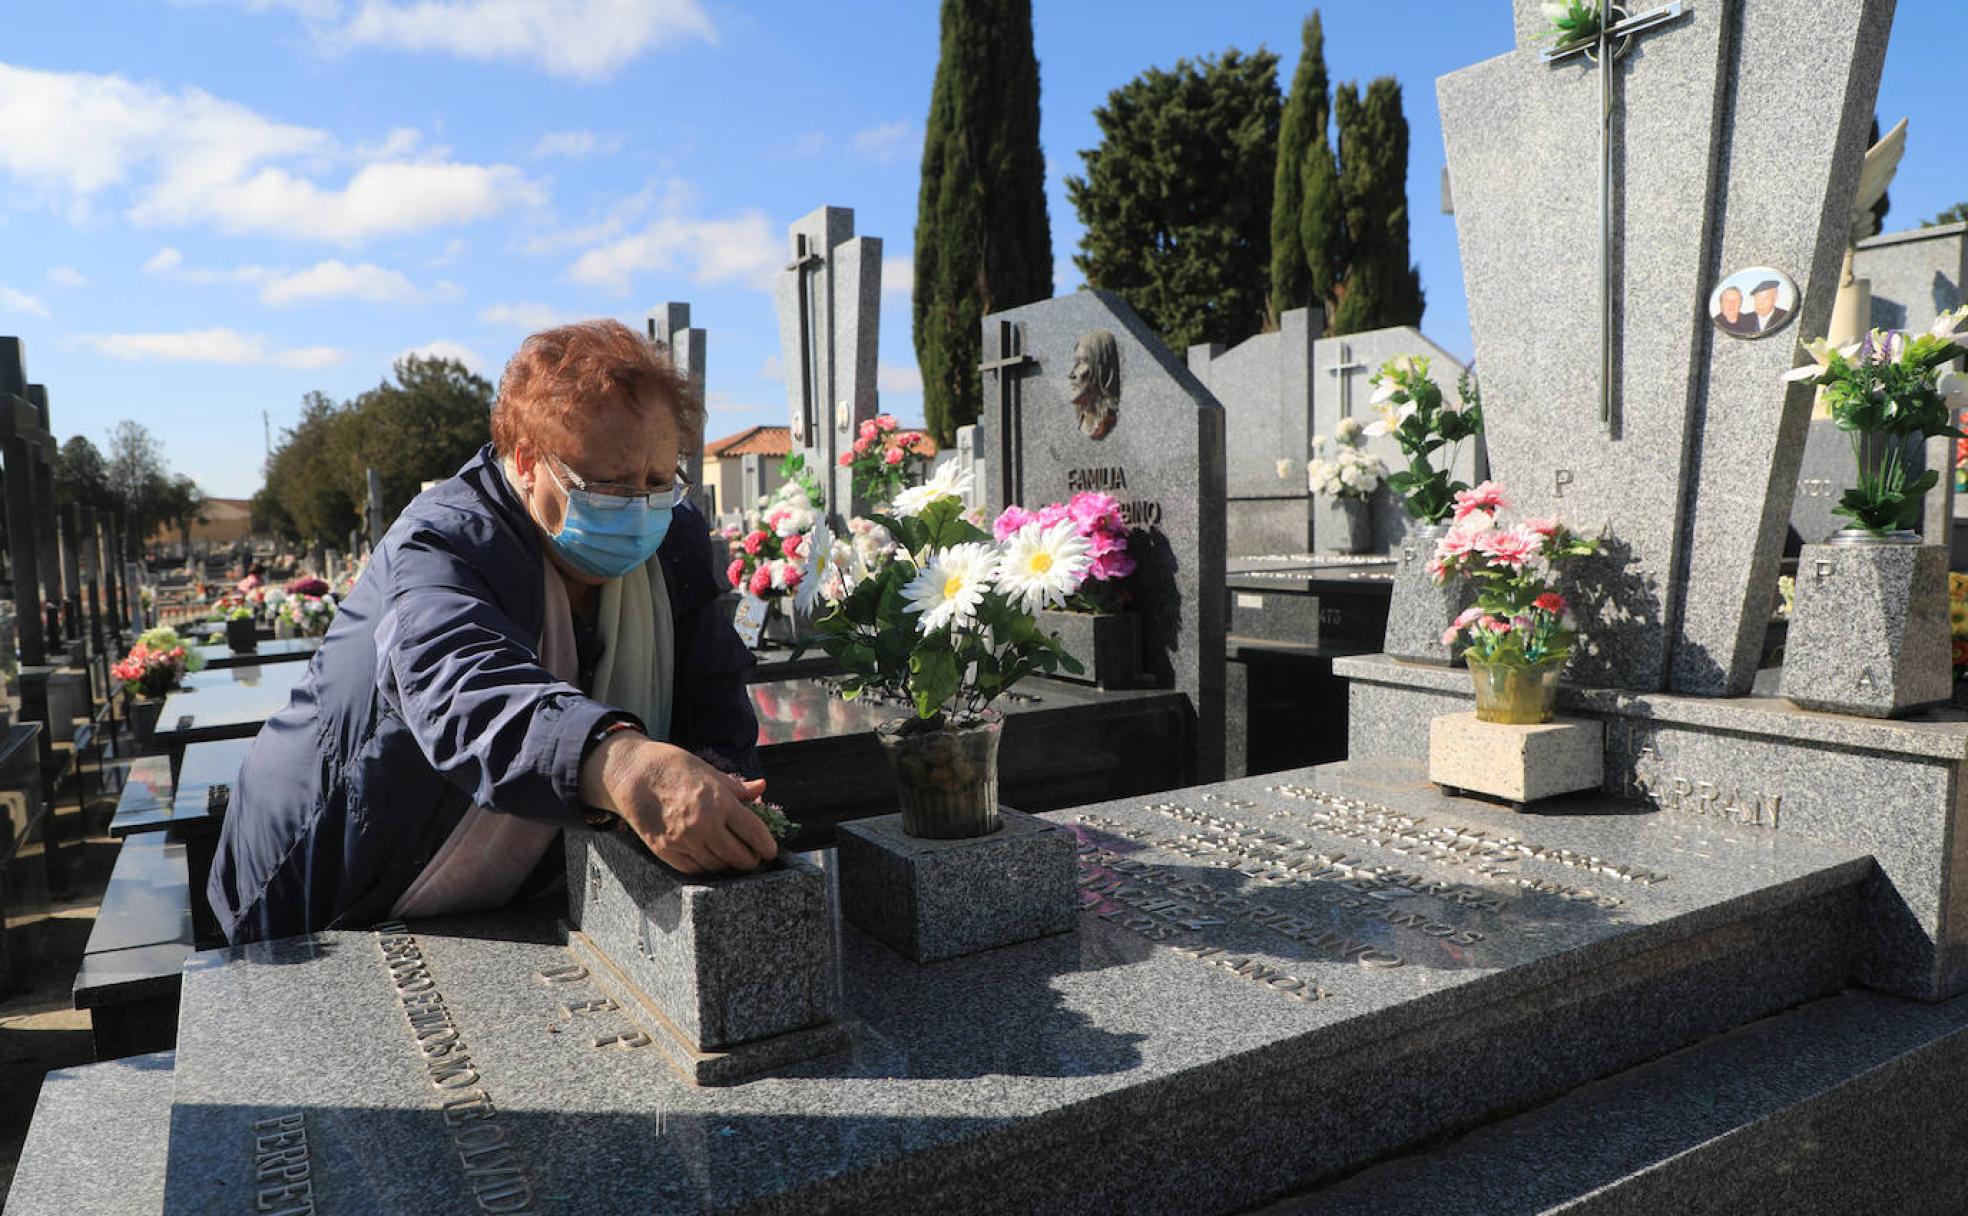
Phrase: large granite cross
[{"left": 1438, "top": 0, "right": 1895, "bottom": 695}]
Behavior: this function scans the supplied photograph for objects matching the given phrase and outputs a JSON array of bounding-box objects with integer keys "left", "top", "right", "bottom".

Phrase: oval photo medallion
[{"left": 1708, "top": 267, "right": 1798, "bottom": 341}]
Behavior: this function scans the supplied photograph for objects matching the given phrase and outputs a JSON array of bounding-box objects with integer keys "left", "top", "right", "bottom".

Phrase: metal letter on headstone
[{"left": 1541, "top": 1, "right": 1690, "bottom": 435}]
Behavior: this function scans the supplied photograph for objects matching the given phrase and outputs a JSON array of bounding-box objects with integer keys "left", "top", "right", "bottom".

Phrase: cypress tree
[
  {"left": 913, "top": 0, "right": 1054, "bottom": 446},
  {"left": 1331, "top": 77, "right": 1424, "bottom": 334},
  {"left": 1068, "top": 50, "right": 1282, "bottom": 351},
  {"left": 1270, "top": 12, "right": 1331, "bottom": 327}
]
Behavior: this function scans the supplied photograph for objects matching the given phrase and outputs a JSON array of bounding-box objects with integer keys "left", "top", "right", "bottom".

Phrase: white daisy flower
[
  {"left": 891, "top": 458, "right": 975, "bottom": 517},
  {"left": 994, "top": 520, "right": 1092, "bottom": 614},
  {"left": 901, "top": 542, "right": 996, "bottom": 633},
  {"left": 795, "top": 523, "right": 836, "bottom": 614}
]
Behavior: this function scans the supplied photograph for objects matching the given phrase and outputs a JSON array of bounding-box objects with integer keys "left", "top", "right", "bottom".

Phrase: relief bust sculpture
[{"left": 1067, "top": 329, "right": 1121, "bottom": 440}]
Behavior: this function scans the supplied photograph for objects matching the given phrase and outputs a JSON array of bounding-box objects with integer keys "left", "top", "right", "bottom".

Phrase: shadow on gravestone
[{"left": 982, "top": 290, "right": 1227, "bottom": 783}]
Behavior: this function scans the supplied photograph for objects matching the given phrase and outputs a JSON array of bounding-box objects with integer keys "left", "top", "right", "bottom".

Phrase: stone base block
[
  {"left": 1428, "top": 712, "right": 1604, "bottom": 806},
  {"left": 565, "top": 831, "right": 837, "bottom": 1053},
  {"left": 1781, "top": 541, "right": 1950, "bottom": 718},
  {"left": 838, "top": 809, "right": 1076, "bottom": 962}
]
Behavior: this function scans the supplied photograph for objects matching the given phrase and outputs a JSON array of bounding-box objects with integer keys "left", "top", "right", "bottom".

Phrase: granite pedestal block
[
  {"left": 1429, "top": 712, "right": 1604, "bottom": 806},
  {"left": 1038, "top": 608, "right": 1140, "bottom": 690},
  {"left": 565, "top": 830, "right": 839, "bottom": 1071},
  {"left": 1384, "top": 527, "right": 1470, "bottom": 665},
  {"left": 1781, "top": 541, "right": 1950, "bottom": 718},
  {"left": 837, "top": 809, "right": 1076, "bottom": 962}
]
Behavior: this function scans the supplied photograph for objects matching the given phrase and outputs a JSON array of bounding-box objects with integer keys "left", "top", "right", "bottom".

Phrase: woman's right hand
[{"left": 580, "top": 733, "right": 775, "bottom": 873}]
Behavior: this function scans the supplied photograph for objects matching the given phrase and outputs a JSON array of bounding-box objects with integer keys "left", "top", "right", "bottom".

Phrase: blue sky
[{"left": 1, "top": 1, "right": 1960, "bottom": 499}]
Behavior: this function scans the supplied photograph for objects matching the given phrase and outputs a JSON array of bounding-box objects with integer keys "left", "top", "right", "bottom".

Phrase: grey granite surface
[
  {"left": 983, "top": 290, "right": 1227, "bottom": 781},
  {"left": 565, "top": 831, "right": 836, "bottom": 1052},
  {"left": 1440, "top": 0, "right": 1897, "bottom": 695},
  {"left": 1338, "top": 653, "right": 1968, "bottom": 998},
  {"left": 771, "top": 206, "right": 879, "bottom": 517},
  {"left": 159, "top": 765, "right": 1870, "bottom": 1214},
  {"left": 1856, "top": 221, "right": 1968, "bottom": 334},
  {"left": 837, "top": 810, "right": 1076, "bottom": 962},
  {"left": 1781, "top": 541, "right": 1951, "bottom": 718},
  {"left": 1276, "top": 987, "right": 1968, "bottom": 1215},
  {"left": 1383, "top": 526, "right": 1470, "bottom": 665},
  {"left": 4, "top": 1051, "right": 174, "bottom": 1216}
]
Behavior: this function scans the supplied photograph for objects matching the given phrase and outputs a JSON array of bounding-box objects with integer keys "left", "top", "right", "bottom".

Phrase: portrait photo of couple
[{"left": 1709, "top": 267, "right": 1798, "bottom": 339}]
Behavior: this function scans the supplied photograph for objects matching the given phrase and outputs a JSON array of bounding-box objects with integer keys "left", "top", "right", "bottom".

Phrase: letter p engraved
[{"left": 1554, "top": 469, "right": 1574, "bottom": 498}]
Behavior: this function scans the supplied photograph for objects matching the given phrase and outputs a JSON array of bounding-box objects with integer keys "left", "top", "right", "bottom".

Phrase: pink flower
[
  {"left": 1479, "top": 615, "right": 1509, "bottom": 633},
  {"left": 853, "top": 436, "right": 872, "bottom": 455},
  {"left": 837, "top": 452, "right": 853, "bottom": 467},
  {"left": 1441, "top": 626, "right": 1461, "bottom": 646},
  {"left": 726, "top": 558, "right": 746, "bottom": 588},
  {"left": 859, "top": 420, "right": 879, "bottom": 442},
  {"left": 1068, "top": 492, "right": 1121, "bottom": 530},
  {"left": 883, "top": 447, "right": 905, "bottom": 466},
  {"left": 742, "top": 530, "right": 767, "bottom": 556},
  {"left": 1476, "top": 526, "right": 1541, "bottom": 571},
  {"left": 993, "top": 505, "right": 1036, "bottom": 541},
  {"left": 1090, "top": 551, "right": 1136, "bottom": 582},
  {"left": 1453, "top": 480, "right": 1509, "bottom": 521},
  {"left": 1534, "top": 592, "right": 1567, "bottom": 614},
  {"left": 1425, "top": 556, "right": 1448, "bottom": 583},
  {"left": 782, "top": 565, "right": 804, "bottom": 589},
  {"left": 747, "top": 566, "right": 773, "bottom": 597},
  {"left": 782, "top": 533, "right": 805, "bottom": 560},
  {"left": 1454, "top": 606, "right": 1484, "bottom": 628},
  {"left": 875, "top": 414, "right": 898, "bottom": 432},
  {"left": 1511, "top": 615, "right": 1533, "bottom": 634},
  {"left": 1034, "top": 503, "right": 1071, "bottom": 529},
  {"left": 1522, "top": 517, "right": 1559, "bottom": 538}
]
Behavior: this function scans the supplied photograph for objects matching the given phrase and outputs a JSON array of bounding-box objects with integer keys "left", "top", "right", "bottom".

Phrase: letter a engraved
[{"left": 1856, "top": 668, "right": 1877, "bottom": 694}]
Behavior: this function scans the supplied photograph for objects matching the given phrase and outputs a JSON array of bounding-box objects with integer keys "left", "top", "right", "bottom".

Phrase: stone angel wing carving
[{"left": 1851, "top": 116, "right": 1908, "bottom": 246}]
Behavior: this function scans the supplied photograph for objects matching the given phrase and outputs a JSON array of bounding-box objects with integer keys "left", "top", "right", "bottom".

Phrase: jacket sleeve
[{"left": 373, "top": 516, "right": 627, "bottom": 824}]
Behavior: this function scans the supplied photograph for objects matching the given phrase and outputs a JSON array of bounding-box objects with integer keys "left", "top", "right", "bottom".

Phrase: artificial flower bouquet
[
  {"left": 1307, "top": 417, "right": 1386, "bottom": 502},
  {"left": 989, "top": 491, "right": 1135, "bottom": 614},
  {"left": 280, "top": 593, "right": 336, "bottom": 637},
  {"left": 837, "top": 413, "right": 932, "bottom": 508},
  {"left": 1367, "top": 355, "right": 1485, "bottom": 525},
  {"left": 113, "top": 626, "right": 207, "bottom": 699},
  {"left": 1783, "top": 307, "right": 1968, "bottom": 536},
  {"left": 724, "top": 477, "right": 822, "bottom": 611}
]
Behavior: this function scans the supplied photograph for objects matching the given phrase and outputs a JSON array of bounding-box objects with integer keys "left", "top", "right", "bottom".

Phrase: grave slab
[
  {"left": 158, "top": 765, "right": 1869, "bottom": 1214},
  {"left": 4, "top": 1051, "right": 174, "bottom": 1216}
]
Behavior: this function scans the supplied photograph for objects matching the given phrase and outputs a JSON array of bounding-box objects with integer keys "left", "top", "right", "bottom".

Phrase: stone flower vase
[
  {"left": 224, "top": 616, "right": 257, "bottom": 654},
  {"left": 875, "top": 711, "right": 1004, "bottom": 839},
  {"left": 1383, "top": 523, "right": 1474, "bottom": 666},
  {"left": 1316, "top": 496, "right": 1374, "bottom": 556},
  {"left": 1780, "top": 531, "right": 1950, "bottom": 718}
]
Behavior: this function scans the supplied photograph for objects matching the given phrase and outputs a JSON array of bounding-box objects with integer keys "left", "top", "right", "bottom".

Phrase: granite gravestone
[
  {"left": 982, "top": 290, "right": 1227, "bottom": 783},
  {"left": 1790, "top": 222, "right": 1965, "bottom": 548},
  {"left": 1439, "top": 0, "right": 1895, "bottom": 695},
  {"left": 951, "top": 422, "right": 988, "bottom": 515},
  {"left": 647, "top": 301, "right": 711, "bottom": 514},
  {"left": 1187, "top": 306, "right": 1323, "bottom": 557},
  {"left": 771, "top": 206, "right": 881, "bottom": 518},
  {"left": 1310, "top": 326, "right": 1483, "bottom": 554}
]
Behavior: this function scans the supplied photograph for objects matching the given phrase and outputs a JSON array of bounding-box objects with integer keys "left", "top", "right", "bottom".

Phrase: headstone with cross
[
  {"left": 983, "top": 290, "right": 1227, "bottom": 783},
  {"left": 646, "top": 302, "right": 712, "bottom": 516},
  {"left": 1438, "top": 0, "right": 1896, "bottom": 694},
  {"left": 771, "top": 206, "right": 882, "bottom": 518}
]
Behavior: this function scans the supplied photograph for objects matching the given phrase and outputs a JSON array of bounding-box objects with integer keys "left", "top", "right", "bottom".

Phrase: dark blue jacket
[{"left": 210, "top": 445, "right": 759, "bottom": 945}]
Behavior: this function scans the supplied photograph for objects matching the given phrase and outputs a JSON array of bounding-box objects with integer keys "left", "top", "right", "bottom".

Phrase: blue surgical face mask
[{"left": 538, "top": 458, "right": 675, "bottom": 579}]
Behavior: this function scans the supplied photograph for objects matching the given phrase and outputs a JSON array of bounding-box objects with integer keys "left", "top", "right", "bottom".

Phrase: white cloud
[
  {"left": 260, "top": 260, "right": 417, "bottom": 305},
  {"left": 881, "top": 254, "right": 912, "bottom": 297},
  {"left": 0, "top": 63, "right": 541, "bottom": 243},
  {"left": 568, "top": 209, "right": 777, "bottom": 293},
  {"left": 852, "top": 121, "right": 910, "bottom": 164},
  {"left": 46, "top": 266, "right": 86, "bottom": 288},
  {"left": 533, "top": 130, "right": 621, "bottom": 159},
  {"left": 878, "top": 363, "right": 923, "bottom": 395},
  {"left": 75, "top": 327, "right": 344, "bottom": 368},
  {"left": 355, "top": 126, "right": 424, "bottom": 159},
  {"left": 481, "top": 302, "right": 569, "bottom": 329},
  {"left": 520, "top": 182, "right": 658, "bottom": 256},
  {"left": 428, "top": 238, "right": 467, "bottom": 267},
  {"left": 332, "top": 0, "right": 716, "bottom": 82},
  {"left": 144, "top": 247, "right": 185, "bottom": 274},
  {"left": 0, "top": 285, "right": 49, "bottom": 317},
  {"left": 399, "top": 339, "right": 486, "bottom": 372}
]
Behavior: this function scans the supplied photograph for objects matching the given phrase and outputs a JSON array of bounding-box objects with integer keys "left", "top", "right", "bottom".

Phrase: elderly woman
[{"left": 210, "top": 320, "right": 775, "bottom": 945}]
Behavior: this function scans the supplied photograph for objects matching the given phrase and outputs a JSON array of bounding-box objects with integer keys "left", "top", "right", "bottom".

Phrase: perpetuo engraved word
[
  {"left": 1627, "top": 750, "right": 1783, "bottom": 829},
  {"left": 1270, "top": 785, "right": 1668, "bottom": 888},
  {"left": 251, "top": 1113, "right": 318, "bottom": 1216},
  {"left": 374, "top": 923, "right": 536, "bottom": 1214}
]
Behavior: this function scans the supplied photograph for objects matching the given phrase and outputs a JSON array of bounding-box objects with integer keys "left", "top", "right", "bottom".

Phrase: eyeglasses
[{"left": 543, "top": 451, "right": 690, "bottom": 509}]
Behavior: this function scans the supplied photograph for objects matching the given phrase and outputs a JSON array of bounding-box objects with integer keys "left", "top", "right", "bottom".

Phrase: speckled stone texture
[
  {"left": 1781, "top": 541, "right": 1950, "bottom": 718},
  {"left": 1037, "top": 608, "right": 1140, "bottom": 690},
  {"left": 6, "top": 1051, "right": 174, "bottom": 1216},
  {"left": 836, "top": 809, "right": 1076, "bottom": 963},
  {"left": 1383, "top": 524, "right": 1472, "bottom": 664},
  {"left": 1428, "top": 712, "right": 1604, "bottom": 804},
  {"left": 564, "top": 830, "right": 837, "bottom": 1051},
  {"left": 1188, "top": 306, "right": 1319, "bottom": 554},
  {"left": 1339, "top": 652, "right": 1968, "bottom": 999},
  {"left": 154, "top": 767, "right": 1874, "bottom": 1215},
  {"left": 771, "top": 205, "right": 880, "bottom": 516},
  {"left": 1440, "top": 0, "right": 1896, "bottom": 696},
  {"left": 983, "top": 290, "right": 1226, "bottom": 781},
  {"left": 1271, "top": 988, "right": 1968, "bottom": 1215},
  {"left": 1856, "top": 222, "right": 1968, "bottom": 333}
]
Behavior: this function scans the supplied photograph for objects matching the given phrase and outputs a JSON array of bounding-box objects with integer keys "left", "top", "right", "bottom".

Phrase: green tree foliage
[
  {"left": 159, "top": 473, "right": 208, "bottom": 553},
  {"left": 106, "top": 420, "right": 173, "bottom": 554},
  {"left": 53, "top": 435, "right": 112, "bottom": 510},
  {"left": 1926, "top": 202, "right": 1968, "bottom": 228},
  {"left": 260, "top": 356, "right": 492, "bottom": 548},
  {"left": 914, "top": 0, "right": 1054, "bottom": 446},
  {"left": 1330, "top": 78, "right": 1424, "bottom": 335},
  {"left": 1270, "top": 12, "right": 1332, "bottom": 326},
  {"left": 1069, "top": 49, "right": 1282, "bottom": 351}
]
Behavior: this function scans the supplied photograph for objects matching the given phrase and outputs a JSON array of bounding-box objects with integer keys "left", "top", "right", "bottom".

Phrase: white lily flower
[
  {"left": 1930, "top": 305, "right": 1968, "bottom": 344},
  {"left": 1369, "top": 380, "right": 1398, "bottom": 406},
  {"left": 1363, "top": 401, "right": 1416, "bottom": 438}
]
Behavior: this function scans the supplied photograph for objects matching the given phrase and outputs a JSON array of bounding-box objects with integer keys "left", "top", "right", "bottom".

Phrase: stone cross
[
  {"left": 1321, "top": 342, "right": 1367, "bottom": 418},
  {"left": 646, "top": 302, "right": 709, "bottom": 513},
  {"left": 1542, "top": 1, "right": 1690, "bottom": 435},
  {"left": 977, "top": 319, "right": 1037, "bottom": 508},
  {"left": 772, "top": 206, "right": 882, "bottom": 518}
]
